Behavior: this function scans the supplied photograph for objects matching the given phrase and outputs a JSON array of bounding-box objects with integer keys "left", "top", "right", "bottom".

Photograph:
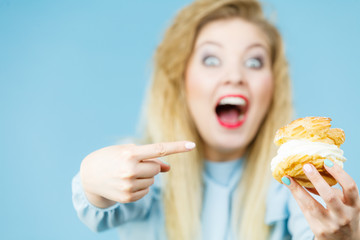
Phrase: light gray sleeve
[{"left": 71, "top": 172, "right": 159, "bottom": 232}]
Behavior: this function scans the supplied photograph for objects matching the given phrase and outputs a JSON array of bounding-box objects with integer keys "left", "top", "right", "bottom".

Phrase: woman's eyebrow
[
  {"left": 195, "top": 41, "right": 223, "bottom": 50},
  {"left": 245, "top": 43, "right": 269, "bottom": 53},
  {"left": 195, "top": 41, "right": 269, "bottom": 53}
]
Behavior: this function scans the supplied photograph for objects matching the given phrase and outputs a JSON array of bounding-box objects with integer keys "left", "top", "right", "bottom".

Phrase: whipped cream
[{"left": 271, "top": 139, "right": 346, "bottom": 172}]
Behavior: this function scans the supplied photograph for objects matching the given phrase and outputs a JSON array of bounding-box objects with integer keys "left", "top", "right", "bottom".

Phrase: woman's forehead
[{"left": 195, "top": 18, "right": 269, "bottom": 51}]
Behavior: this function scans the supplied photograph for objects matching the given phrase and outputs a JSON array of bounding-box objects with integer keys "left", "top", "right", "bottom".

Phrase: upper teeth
[{"left": 219, "top": 97, "right": 246, "bottom": 106}]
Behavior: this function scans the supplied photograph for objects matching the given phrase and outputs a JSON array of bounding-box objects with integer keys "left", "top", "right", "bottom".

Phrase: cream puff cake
[{"left": 271, "top": 117, "right": 346, "bottom": 188}]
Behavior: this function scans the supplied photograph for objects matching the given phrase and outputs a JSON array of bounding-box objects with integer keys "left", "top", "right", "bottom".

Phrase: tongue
[{"left": 218, "top": 109, "right": 239, "bottom": 124}]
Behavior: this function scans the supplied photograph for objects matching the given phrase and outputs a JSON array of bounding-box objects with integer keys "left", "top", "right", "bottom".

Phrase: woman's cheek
[
  {"left": 261, "top": 77, "right": 274, "bottom": 115},
  {"left": 249, "top": 72, "right": 274, "bottom": 117},
  {"left": 188, "top": 69, "right": 218, "bottom": 98},
  {"left": 255, "top": 71, "right": 273, "bottom": 98},
  {"left": 185, "top": 66, "right": 201, "bottom": 99},
  {"left": 185, "top": 69, "right": 210, "bottom": 114}
]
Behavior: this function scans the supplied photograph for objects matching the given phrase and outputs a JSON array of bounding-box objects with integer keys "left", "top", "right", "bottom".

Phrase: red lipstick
[{"left": 215, "top": 94, "right": 249, "bottom": 129}]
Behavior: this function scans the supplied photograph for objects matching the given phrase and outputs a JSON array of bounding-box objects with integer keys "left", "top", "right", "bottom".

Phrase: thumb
[
  {"left": 158, "top": 158, "right": 171, "bottom": 172},
  {"left": 142, "top": 158, "right": 171, "bottom": 173}
]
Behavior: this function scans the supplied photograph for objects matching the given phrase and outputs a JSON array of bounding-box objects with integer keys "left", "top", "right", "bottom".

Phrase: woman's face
[{"left": 185, "top": 18, "right": 273, "bottom": 161}]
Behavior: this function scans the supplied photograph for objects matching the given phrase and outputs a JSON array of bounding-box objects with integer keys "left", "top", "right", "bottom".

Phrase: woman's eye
[
  {"left": 203, "top": 56, "right": 221, "bottom": 67},
  {"left": 245, "top": 57, "right": 263, "bottom": 69}
]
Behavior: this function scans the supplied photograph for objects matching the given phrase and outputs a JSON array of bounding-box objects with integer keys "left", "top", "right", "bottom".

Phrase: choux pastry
[{"left": 271, "top": 117, "right": 346, "bottom": 188}]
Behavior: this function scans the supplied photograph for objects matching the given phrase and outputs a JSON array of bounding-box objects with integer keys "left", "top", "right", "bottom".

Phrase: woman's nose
[{"left": 223, "top": 64, "right": 244, "bottom": 85}]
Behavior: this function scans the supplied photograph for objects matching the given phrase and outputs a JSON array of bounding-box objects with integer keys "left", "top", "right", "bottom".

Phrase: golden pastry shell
[{"left": 273, "top": 117, "right": 345, "bottom": 188}]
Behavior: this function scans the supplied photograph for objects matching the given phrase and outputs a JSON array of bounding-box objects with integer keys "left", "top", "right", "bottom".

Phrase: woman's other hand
[
  {"left": 282, "top": 160, "right": 360, "bottom": 240},
  {"left": 80, "top": 141, "right": 196, "bottom": 208}
]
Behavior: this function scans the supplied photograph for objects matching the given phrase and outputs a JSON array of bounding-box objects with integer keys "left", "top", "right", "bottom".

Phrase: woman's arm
[{"left": 72, "top": 141, "right": 195, "bottom": 231}]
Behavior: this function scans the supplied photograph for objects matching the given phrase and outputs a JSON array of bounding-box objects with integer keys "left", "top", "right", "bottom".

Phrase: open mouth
[{"left": 215, "top": 95, "right": 248, "bottom": 128}]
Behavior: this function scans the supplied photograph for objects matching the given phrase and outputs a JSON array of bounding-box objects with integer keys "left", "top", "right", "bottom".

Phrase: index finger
[{"left": 133, "top": 141, "right": 196, "bottom": 160}]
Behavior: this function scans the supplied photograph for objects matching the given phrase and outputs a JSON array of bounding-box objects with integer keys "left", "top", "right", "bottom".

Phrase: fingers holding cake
[
  {"left": 302, "top": 163, "right": 344, "bottom": 214},
  {"left": 281, "top": 175, "right": 327, "bottom": 220},
  {"left": 323, "top": 159, "right": 360, "bottom": 207},
  {"left": 283, "top": 163, "right": 360, "bottom": 239},
  {"left": 302, "top": 158, "right": 360, "bottom": 209}
]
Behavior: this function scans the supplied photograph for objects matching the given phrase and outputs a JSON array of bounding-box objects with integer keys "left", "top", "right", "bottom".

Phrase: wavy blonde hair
[{"left": 142, "top": 0, "right": 293, "bottom": 239}]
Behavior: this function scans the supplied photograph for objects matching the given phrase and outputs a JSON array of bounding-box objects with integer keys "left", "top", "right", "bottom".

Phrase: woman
[{"left": 72, "top": 0, "right": 360, "bottom": 239}]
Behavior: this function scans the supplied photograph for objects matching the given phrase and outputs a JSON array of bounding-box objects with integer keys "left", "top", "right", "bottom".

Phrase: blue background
[{"left": 1, "top": 0, "right": 359, "bottom": 239}]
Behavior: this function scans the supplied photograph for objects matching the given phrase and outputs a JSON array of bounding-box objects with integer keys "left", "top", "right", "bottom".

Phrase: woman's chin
[{"left": 204, "top": 140, "right": 247, "bottom": 161}]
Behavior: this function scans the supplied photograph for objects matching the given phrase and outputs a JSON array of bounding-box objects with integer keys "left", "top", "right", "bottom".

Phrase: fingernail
[
  {"left": 303, "top": 164, "right": 313, "bottom": 173},
  {"left": 185, "top": 141, "right": 196, "bottom": 150},
  {"left": 324, "top": 159, "right": 334, "bottom": 167},
  {"left": 282, "top": 176, "right": 291, "bottom": 186}
]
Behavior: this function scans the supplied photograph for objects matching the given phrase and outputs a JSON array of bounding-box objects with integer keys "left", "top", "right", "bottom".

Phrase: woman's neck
[{"left": 204, "top": 146, "right": 245, "bottom": 162}]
